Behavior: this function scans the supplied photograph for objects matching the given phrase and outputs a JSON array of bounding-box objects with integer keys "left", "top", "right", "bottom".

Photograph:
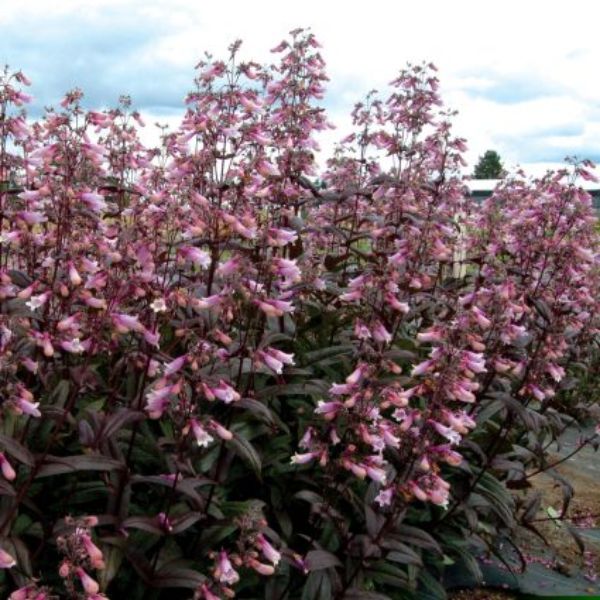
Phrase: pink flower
[
  {"left": 409, "top": 481, "right": 428, "bottom": 502},
  {"left": 267, "top": 227, "right": 298, "bottom": 246},
  {"left": 442, "top": 410, "right": 476, "bottom": 434},
  {"left": 257, "top": 348, "right": 295, "bottom": 374},
  {"left": 189, "top": 419, "right": 214, "bottom": 447},
  {"left": 546, "top": 363, "right": 565, "bottom": 382},
  {"left": 430, "top": 420, "right": 461, "bottom": 445},
  {"left": 339, "top": 289, "right": 363, "bottom": 302},
  {"left": 471, "top": 306, "right": 492, "bottom": 329},
  {"left": 579, "top": 168, "right": 599, "bottom": 182},
  {"left": 372, "top": 321, "right": 392, "bottom": 344},
  {"left": 208, "top": 420, "right": 233, "bottom": 440},
  {"left": 0, "top": 548, "right": 16, "bottom": 569},
  {"left": 158, "top": 512, "right": 173, "bottom": 532},
  {"left": 214, "top": 550, "right": 240, "bottom": 585},
  {"left": 366, "top": 464, "right": 387, "bottom": 484},
  {"left": 57, "top": 314, "right": 80, "bottom": 332},
  {"left": 0, "top": 453, "right": 16, "bottom": 481},
  {"left": 527, "top": 384, "right": 546, "bottom": 402},
  {"left": 385, "top": 294, "right": 410, "bottom": 313},
  {"left": 60, "top": 338, "right": 85, "bottom": 354},
  {"left": 18, "top": 189, "right": 41, "bottom": 201},
  {"left": 150, "top": 298, "right": 167, "bottom": 313},
  {"left": 68, "top": 263, "right": 82, "bottom": 286},
  {"left": 346, "top": 364, "right": 366, "bottom": 385},
  {"left": 21, "top": 358, "right": 38, "bottom": 374},
  {"left": 9, "top": 585, "right": 44, "bottom": 600},
  {"left": 164, "top": 355, "right": 186, "bottom": 377},
  {"left": 217, "top": 257, "right": 240, "bottom": 276},
  {"left": 15, "top": 388, "right": 41, "bottom": 418},
  {"left": 193, "top": 294, "right": 222, "bottom": 310},
  {"left": 354, "top": 319, "right": 371, "bottom": 339},
  {"left": 381, "top": 426, "right": 400, "bottom": 448},
  {"left": 315, "top": 401, "right": 343, "bottom": 420},
  {"left": 15, "top": 71, "right": 31, "bottom": 85},
  {"left": 25, "top": 292, "right": 49, "bottom": 311},
  {"left": 257, "top": 350, "right": 284, "bottom": 374},
  {"left": 330, "top": 382, "right": 352, "bottom": 395},
  {"left": 268, "top": 348, "right": 295, "bottom": 366},
  {"left": 256, "top": 533, "right": 281, "bottom": 565},
  {"left": 17, "top": 210, "right": 46, "bottom": 226},
  {"left": 112, "top": 313, "right": 144, "bottom": 334},
  {"left": 273, "top": 258, "right": 301, "bottom": 284},
  {"left": 257, "top": 159, "right": 280, "bottom": 178},
  {"left": 436, "top": 446, "right": 463, "bottom": 466},
  {"left": 83, "top": 295, "right": 107, "bottom": 310},
  {"left": 81, "top": 533, "right": 105, "bottom": 569},
  {"left": 411, "top": 359, "right": 434, "bottom": 377},
  {"left": 417, "top": 328, "right": 444, "bottom": 344},
  {"left": 211, "top": 380, "right": 240, "bottom": 404},
  {"left": 247, "top": 557, "right": 275, "bottom": 575},
  {"left": 462, "top": 351, "right": 487, "bottom": 375},
  {"left": 256, "top": 299, "right": 294, "bottom": 317},
  {"left": 80, "top": 192, "right": 107, "bottom": 213},
  {"left": 198, "top": 584, "right": 220, "bottom": 600},
  {"left": 375, "top": 487, "right": 394, "bottom": 507},
  {"left": 342, "top": 459, "right": 367, "bottom": 479},
  {"left": 145, "top": 384, "right": 173, "bottom": 419},
  {"left": 290, "top": 452, "right": 318, "bottom": 465},
  {"left": 75, "top": 567, "right": 99, "bottom": 594},
  {"left": 180, "top": 246, "right": 211, "bottom": 268}
]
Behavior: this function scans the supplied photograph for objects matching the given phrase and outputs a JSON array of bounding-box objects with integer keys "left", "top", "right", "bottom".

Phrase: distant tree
[{"left": 473, "top": 149, "right": 505, "bottom": 179}]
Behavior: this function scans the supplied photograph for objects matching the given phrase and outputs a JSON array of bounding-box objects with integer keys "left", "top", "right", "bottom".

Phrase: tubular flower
[{"left": 214, "top": 550, "right": 240, "bottom": 585}]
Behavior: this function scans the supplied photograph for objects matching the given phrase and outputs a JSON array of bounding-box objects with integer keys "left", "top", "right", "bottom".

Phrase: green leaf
[
  {"left": 236, "top": 397, "right": 288, "bottom": 431},
  {"left": 100, "top": 408, "right": 146, "bottom": 440},
  {"left": 35, "top": 454, "right": 123, "bottom": 478},
  {"left": 394, "top": 524, "right": 442, "bottom": 554},
  {"left": 0, "top": 433, "right": 35, "bottom": 467},
  {"left": 50, "top": 379, "right": 71, "bottom": 408},
  {"left": 343, "top": 591, "right": 392, "bottom": 600},
  {"left": 301, "top": 571, "right": 332, "bottom": 600},
  {"left": 97, "top": 544, "right": 124, "bottom": 591},
  {"left": 520, "top": 491, "right": 542, "bottom": 523},
  {"left": 150, "top": 567, "right": 206, "bottom": 589},
  {"left": 170, "top": 511, "right": 202, "bottom": 534},
  {"left": 417, "top": 568, "right": 447, "bottom": 600},
  {"left": 302, "top": 344, "right": 353, "bottom": 365},
  {"left": 0, "top": 480, "right": 16, "bottom": 497},
  {"left": 122, "top": 516, "right": 165, "bottom": 536},
  {"left": 305, "top": 549, "right": 342, "bottom": 571},
  {"left": 257, "top": 380, "right": 329, "bottom": 400},
  {"left": 294, "top": 490, "right": 324, "bottom": 505},
  {"left": 228, "top": 432, "right": 262, "bottom": 478},
  {"left": 474, "top": 471, "right": 515, "bottom": 527},
  {"left": 366, "top": 560, "right": 410, "bottom": 589},
  {"left": 386, "top": 545, "right": 422, "bottom": 567}
]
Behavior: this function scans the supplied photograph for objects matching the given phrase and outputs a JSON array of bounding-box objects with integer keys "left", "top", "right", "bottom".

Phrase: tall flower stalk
[{"left": 0, "top": 31, "right": 598, "bottom": 600}]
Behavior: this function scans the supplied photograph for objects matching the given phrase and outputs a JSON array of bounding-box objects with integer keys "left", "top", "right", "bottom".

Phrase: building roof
[{"left": 465, "top": 178, "right": 600, "bottom": 193}]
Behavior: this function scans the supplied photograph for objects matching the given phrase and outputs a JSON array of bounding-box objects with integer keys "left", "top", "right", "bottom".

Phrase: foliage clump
[
  {"left": 473, "top": 149, "right": 505, "bottom": 179},
  {"left": 0, "top": 30, "right": 598, "bottom": 599}
]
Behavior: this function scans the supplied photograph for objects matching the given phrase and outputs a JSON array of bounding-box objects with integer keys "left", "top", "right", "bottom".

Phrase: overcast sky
[{"left": 1, "top": 0, "right": 599, "bottom": 176}]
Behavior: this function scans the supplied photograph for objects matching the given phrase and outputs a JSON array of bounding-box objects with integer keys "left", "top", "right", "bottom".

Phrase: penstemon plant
[{"left": 0, "top": 30, "right": 598, "bottom": 600}]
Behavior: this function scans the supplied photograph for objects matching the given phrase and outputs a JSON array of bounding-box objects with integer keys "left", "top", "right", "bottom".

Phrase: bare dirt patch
[{"left": 449, "top": 590, "right": 516, "bottom": 600}]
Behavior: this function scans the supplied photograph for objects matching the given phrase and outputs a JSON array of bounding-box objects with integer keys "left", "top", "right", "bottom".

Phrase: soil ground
[
  {"left": 451, "top": 426, "right": 600, "bottom": 599},
  {"left": 450, "top": 591, "right": 515, "bottom": 600},
  {"left": 523, "top": 426, "right": 600, "bottom": 574}
]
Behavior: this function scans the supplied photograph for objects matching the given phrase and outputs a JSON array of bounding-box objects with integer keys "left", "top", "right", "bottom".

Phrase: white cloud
[{"left": 1, "top": 0, "right": 599, "bottom": 174}]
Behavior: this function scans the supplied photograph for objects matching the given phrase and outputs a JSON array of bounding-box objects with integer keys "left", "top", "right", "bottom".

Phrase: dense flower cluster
[{"left": 0, "top": 30, "right": 598, "bottom": 599}]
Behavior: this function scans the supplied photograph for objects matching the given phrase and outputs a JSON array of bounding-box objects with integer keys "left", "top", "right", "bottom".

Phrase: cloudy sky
[{"left": 1, "top": 0, "right": 599, "bottom": 175}]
